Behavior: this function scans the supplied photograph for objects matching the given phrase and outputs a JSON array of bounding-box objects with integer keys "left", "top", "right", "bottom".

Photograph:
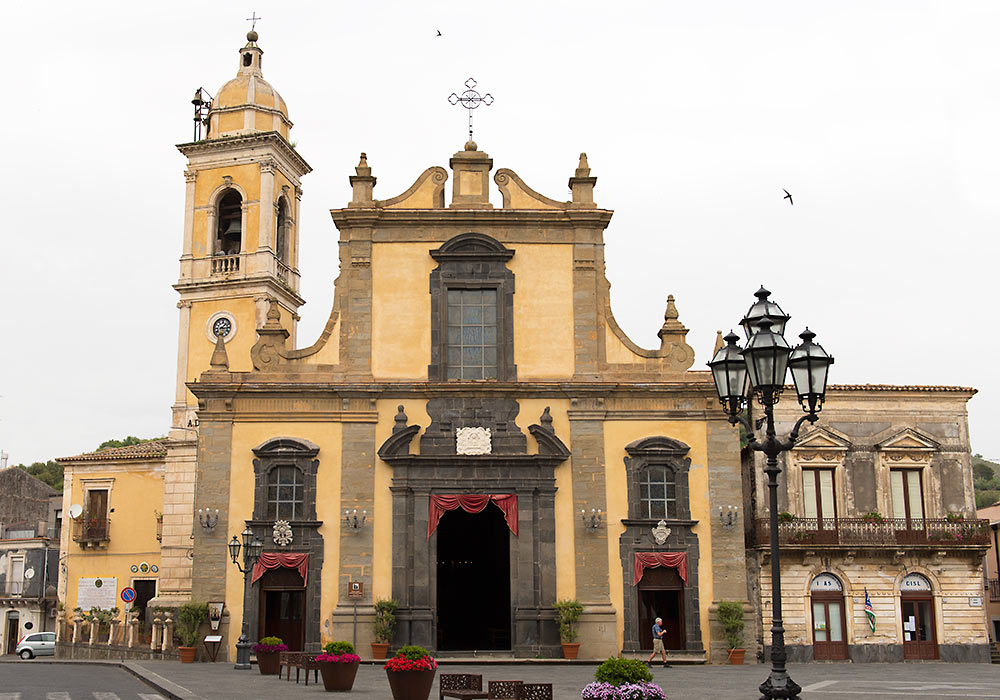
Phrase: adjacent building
[{"left": 0, "top": 467, "right": 60, "bottom": 654}]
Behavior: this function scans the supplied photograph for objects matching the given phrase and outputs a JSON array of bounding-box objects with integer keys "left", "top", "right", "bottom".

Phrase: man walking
[{"left": 647, "top": 616, "right": 669, "bottom": 667}]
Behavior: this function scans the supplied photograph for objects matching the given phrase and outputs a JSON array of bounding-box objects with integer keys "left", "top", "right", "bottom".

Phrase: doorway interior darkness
[
  {"left": 5, "top": 612, "right": 18, "bottom": 654},
  {"left": 637, "top": 566, "right": 685, "bottom": 650},
  {"left": 436, "top": 505, "right": 511, "bottom": 650},
  {"left": 258, "top": 567, "right": 306, "bottom": 651}
]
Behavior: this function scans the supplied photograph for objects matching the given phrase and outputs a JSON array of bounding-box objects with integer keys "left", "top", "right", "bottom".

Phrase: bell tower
[{"left": 172, "top": 29, "right": 312, "bottom": 431}]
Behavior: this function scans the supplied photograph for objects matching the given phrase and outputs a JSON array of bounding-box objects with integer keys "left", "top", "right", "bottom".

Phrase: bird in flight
[
  {"left": 782, "top": 189, "right": 793, "bottom": 206},
  {"left": 436, "top": 29, "right": 442, "bottom": 36}
]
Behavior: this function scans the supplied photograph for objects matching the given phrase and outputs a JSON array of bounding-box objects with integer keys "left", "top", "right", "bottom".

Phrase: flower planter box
[
  {"left": 320, "top": 660, "right": 360, "bottom": 692},
  {"left": 385, "top": 668, "right": 436, "bottom": 700},
  {"left": 728, "top": 648, "right": 746, "bottom": 664},
  {"left": 371, "top": 642, "right": 389, "bottom": 659},
  {"left": 178, "top": 646, "right": 196, "bottom": 664},
  {"left": 561, "top": 642, "right": 580, "bottom": 659},
  {"left": 257, "top": 650, "right": 281, "bottom": 675}
]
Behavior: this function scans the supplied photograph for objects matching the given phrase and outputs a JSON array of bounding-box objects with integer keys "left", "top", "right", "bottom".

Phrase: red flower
[{"left": 383, "top": 655, "right": 438, "bottom": 672}]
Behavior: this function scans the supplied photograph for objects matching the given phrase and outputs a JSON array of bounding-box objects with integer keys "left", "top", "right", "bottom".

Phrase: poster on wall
[{"left": 76, "top": 578, "right": 118, "bottom": 610}]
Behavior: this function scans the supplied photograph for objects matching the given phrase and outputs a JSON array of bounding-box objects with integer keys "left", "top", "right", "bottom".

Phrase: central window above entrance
[
  {"left": 428, "top": 233, "right": 516, "bottom": 381},
  {"left": 267, "top": 466, "right": 303, "bottom": 520},
  {"left": 447, "top": 289, "right": 498, "bottom": 379}
]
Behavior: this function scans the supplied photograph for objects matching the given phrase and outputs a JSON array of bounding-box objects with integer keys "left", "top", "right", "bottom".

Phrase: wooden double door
[
  {"left": 901, "top": 595, "right": 938, "bottom": 660},
  {"left": 811, "top": 592, "right": 848, "bottom": 660}
]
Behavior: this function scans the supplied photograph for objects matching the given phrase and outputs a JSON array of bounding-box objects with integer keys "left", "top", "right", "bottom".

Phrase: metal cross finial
[
  {"left": 246, "top": 12, "right": 262, "bottom": 31},
  {"left": 448, "top": 78, "right": 494, "bottom": 142}
]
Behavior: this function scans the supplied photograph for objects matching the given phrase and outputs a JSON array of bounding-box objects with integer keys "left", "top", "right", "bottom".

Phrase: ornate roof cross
[
  {"left": 246, "top": 12, "right": 262, "bottom": 31},
  {"left": 448, "top": 78, "right": 494, "bottom": 142}
]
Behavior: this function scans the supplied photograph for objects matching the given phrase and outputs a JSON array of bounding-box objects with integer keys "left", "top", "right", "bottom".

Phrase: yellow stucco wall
[
  {"left": 192, "top": 164, "right": 262, "bottom": 257},
  {"left": 602, "top": 421, "right": 712, "bottom": 652},
  {"left": 224, "top": 421, "right": 343, "bottom": 659},
  {"left": 371, "top": 243, "right": 435, "bottom": 379},
  {"left": 510, "top": 245, "right": 575, "bottom": 379},
  {"left": 516, "top": 399, "right": 576, "bottom": 599},
  {"left": 63, "top": 464, "right": 163, "bottom": 614},
  {"left": 186, "top": 298, "right": 260, "bottom": 387}
]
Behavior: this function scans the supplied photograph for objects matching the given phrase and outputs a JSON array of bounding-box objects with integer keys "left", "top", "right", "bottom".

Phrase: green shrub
[
  {"left": 593, "top": 656, "right": 653, "bottom": 685},
  {"left": 323, "top": 640, "right": 356, "bottom": 655},
  {"left": 553, "top": 599, "right": 584, "bottom": 643},
  {"left": 394, "top": 644, "right": 431, "bottom": 660},
  {"left": 176, "top": 602, "right": 209, "bottom": 647},
  {"left": 258, "top": 636, "right": 284, "bottom": 646},
  {"left": 716, "top": 601, "right": 745, "bottom": 650},
  {"left": 373, "top": 598, "right": 398, "bottom": 643}
]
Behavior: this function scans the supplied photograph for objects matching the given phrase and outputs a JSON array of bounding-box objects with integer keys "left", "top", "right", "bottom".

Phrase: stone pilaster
[
  {"left": 569, "top": 402, "right": 609, "bottom": 603},
  {"left": 150, "top": 437, "right": 198, "bottom": 608}
]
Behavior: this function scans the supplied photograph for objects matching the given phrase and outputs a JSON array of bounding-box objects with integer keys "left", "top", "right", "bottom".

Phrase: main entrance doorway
[
  {"left": 4, "top": 612, "right": 18, "bottom": 654},
  {"left": 637, "top": 566, "right": 685, "bottom": 650},
  {"left": 436, "top": 505, "right": 511, "bottom": 650},
  {"left": 258, "top": 567, "right": 306, "bottom": 651},
  {"left": 810, "top": 574, "right": 847, "bottom": 660},
  {"left": 900, "top": 573, "right": 937, "bottom": 660}
]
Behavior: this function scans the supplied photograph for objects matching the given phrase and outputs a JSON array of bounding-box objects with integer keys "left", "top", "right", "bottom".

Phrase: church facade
[{"left": 55, "top": 31, "right": 989, "bottom": 664}]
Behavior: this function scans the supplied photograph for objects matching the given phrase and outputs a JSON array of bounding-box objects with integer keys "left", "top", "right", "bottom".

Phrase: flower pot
[
  {"left": 178, "top": 646, "right": 196, "bottom": 663},
  {"left": 385, "top": 668, "right": 436, "bottom": 700},
  {"left": 320, "top": 660, "right": 360, "bottom": 692},
  {"left": 728, "top": 647, "right": 746, "bottom": 665},
  {"left": 371, "top": 642, "right": 390, "bottom": 659},
  {"left": 561, "top": 642, "right": 580, "bottom": 659},
  {"left": 256, "top": 650, "right": 281, "bottom": 675}
]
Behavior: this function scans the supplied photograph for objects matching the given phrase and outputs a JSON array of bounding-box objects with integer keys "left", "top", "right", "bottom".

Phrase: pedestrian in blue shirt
[{"left": 647, "top": 616, "right": 669, "bottom": 666}]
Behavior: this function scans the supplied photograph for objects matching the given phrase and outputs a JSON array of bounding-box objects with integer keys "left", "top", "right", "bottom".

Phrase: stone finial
[
  {"left": 349, "top": 151, "right": 377, "bottom": 208},
  {"left": 393, "top": 405, "right": 409, "bottom": 434},
  {"left": 210, "top": 332, "right": 229, "bottom": 371},
  {"left": 265, "top": 297, "right": 282, "bottom": 325},
  {"left": 251, "top": 297, "right": 290, "bottom": 370},
  {"left": 657, "top": 294, "right": 691, "bottom": 357},
  {"left": 713, "top": 330, "right": 725, "bottom": 356},
  {"left": 540, "top": 406, "right": 553, "bottom": 429},
  {"left": 569, "top": 152, "right": 597, "bottom": 208}
]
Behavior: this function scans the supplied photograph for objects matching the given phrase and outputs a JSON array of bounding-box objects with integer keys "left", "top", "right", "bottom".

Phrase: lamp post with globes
[
  {"left": 707, "top": 287, "right": 834, "bottom": 700},
  {"left": 228, "top": 525, "right": 264, "bottom": 670}
]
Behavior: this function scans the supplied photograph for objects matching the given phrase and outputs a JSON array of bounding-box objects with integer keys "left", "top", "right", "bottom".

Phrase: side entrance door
[
  {"left": 258, "top": 567, "right": 305, "bottom": 651},
  {"left": 811, "top": 592, "right": 847, "bottom": 660},
  {"left": 5, "top": 612, "right": 19, "bottom": 654},
  {"left": 637, "top": 566, "right": 685, "bottom": 650}
]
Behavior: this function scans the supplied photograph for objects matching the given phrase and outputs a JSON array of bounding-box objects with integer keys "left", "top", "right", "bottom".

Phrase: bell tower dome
[{"left": 171, "top": 30, "right": 312, "bottom": 432}]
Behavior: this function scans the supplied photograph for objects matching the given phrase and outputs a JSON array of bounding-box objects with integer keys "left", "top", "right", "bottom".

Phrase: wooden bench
[{"left": 440, "top": 673, "right": 488, "bottom": 700}]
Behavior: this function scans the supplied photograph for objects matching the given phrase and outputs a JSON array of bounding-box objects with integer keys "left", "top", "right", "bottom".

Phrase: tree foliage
[
  {"left": 17, "top": 461, "right": 63, "bottom": 491},
  {"left": 96, "top": 435, "right": 162, "bottom": 451},
  {"left": 973, "top": 454, "right": 1000, "bottom": 509}
]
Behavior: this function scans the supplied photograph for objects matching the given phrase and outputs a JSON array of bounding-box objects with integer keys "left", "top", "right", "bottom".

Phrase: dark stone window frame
[
  {"left": 638, "top": 464, "right": 677, "bottom": 520},
  {"left": 428, "top": 233, "right": 516, "bottom": 382},
  {"left": 624, "top": 436, "right": 692, "bottom": 521},
  {"left": 247, "top": 437, "right": 324, "bottom": 651}
]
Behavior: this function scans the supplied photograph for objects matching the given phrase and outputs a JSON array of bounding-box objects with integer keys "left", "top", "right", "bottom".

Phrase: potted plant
[
  {"left": 176, "top": 602, "right": 208, "bottom": 663},
  {"left": 554, "top": 598, "right": 584, "bottom": 659},
  {"left": 252, "top": 636, "right": 288, "bottom": 675},
  {"left": 317, "top": 641, "right": 361, "bottom": 692},
  {"left": 372, "top": 598, "right": 398, "bottom": 659},
  {"left": 778, "top": 511, "right": 797, "bottom": 523},
  {"left": 862, "top": 511, "right": 885, "bottom": 524},
  {"left": 384, "top": 645, "right": 437, "bottom": 700},
  {"left": 717, "top": 600, "right": 745, "bottom": 664},
  {"left": 583, "top": 656, "right": 665, "bottom": 699}
]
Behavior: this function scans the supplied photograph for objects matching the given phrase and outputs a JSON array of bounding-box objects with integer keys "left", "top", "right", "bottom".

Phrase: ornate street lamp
[
  {"left": 708, "top": 288, "right": 833, "bottom": 700},
  {"left": 229, "top": 525, "right": 264, "bottom": 670}
]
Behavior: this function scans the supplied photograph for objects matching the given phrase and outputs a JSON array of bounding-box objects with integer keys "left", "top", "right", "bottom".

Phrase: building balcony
[
  {"left": 72, "top": 518, "right": 111, "bottom": 549},
  {"left": 754, "top": 517, "right": 991, "bottom": 549},
  {"left": 4, "top": 579, "right": 25, "bottom": 596}
]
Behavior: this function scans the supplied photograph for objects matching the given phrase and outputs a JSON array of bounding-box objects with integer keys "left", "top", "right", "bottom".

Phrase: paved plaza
[{"left": 5, "top": 659, "right": 1000, "bottom": 700}]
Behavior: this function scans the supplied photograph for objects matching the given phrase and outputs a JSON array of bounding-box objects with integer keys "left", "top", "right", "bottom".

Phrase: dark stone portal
[{"left": 436, "top": 505, "right": 511, "bottom": 650}]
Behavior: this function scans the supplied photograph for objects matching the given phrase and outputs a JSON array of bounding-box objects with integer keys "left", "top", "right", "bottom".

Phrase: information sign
[
  {"left": 77, "top": 577, "right": 118, "bottom": 610},
  {"left": 348, "top": 581, "right": 364, "bottom": 600}
]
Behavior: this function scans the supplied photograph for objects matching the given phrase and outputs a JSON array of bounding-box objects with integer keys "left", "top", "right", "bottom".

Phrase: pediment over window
[
  {"left": 624, "top": 436, "right": 691, "bottom": 459},
  {"left": 430, "top": 232, "right": 514, "bottom": 261},
  {"left": 793, "top": 427, "right": 851, "bottom": 452},
  {"left": 252, "top": 437, "right": 320, "bottom": 458},
  {"left": 876, "top": 428, "right": 939, "bottom": 452}
]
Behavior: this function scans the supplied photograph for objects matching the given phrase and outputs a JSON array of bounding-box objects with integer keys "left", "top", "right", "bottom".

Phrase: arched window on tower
[
  {"left": 275, "top": 198, "right": 290, "bottom": 264},
  {"left": 216, "top": 190, "right": 243, "bottom": 255}
]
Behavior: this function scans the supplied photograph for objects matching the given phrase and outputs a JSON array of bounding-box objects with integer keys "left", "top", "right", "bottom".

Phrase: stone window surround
[
  {"left": 619, "top": 436, "right": 703, "bottom": 654},
  {"left": 786, "top": 438, "right": 848, "bottom": 520},
  {"left": 427, "top": 232, "right": 517, "bottom": 382},
  {"left": 246, "top": 437, "right": 324, "bottom": 652},
  {"left": 79, "top": 478, "right": 115, "bottom": 518}
]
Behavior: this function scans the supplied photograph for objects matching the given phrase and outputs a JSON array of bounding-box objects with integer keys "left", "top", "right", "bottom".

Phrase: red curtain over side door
[{"left": 428, "top": 494, "right": 518, "bottom": 538}]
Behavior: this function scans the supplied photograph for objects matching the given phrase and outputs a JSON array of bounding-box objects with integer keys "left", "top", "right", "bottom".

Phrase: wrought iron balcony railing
[
  {"left": 72, "top": 517, "right": 111, "bottom": 546},
  {"left": 754, "top": 517, "right": 990, "bottom": 548}
]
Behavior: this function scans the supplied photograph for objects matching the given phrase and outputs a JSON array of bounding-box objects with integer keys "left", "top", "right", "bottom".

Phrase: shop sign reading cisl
[{"left": 77, "top": 577, "right": 118, "bottom": 610}]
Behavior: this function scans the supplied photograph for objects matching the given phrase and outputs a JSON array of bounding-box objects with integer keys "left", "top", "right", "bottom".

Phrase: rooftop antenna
[{"left": 448, "top": 78, "right": 493, "bottom": 143}]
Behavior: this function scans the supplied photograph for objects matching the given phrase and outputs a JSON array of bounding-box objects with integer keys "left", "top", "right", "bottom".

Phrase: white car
[{"left": 15, "top": 631, "right": 56, "bottom": 659}]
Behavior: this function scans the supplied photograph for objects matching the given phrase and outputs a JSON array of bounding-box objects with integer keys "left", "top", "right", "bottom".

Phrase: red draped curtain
[
  {"left": 633, "top": 552, "right": 688, "bottom": 585},
  {"left": 251, "top": 552, "right": 309, "bottom": 586},
  {"left": 427, "top": 494, "right": 518, "bottom": 538}
]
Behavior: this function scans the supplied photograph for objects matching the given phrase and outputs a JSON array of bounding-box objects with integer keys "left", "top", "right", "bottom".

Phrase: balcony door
[
  {"left": 803, "top": 469, "right": 836, "bottom": 540},
  {"left": 810, "top": 573, "right": 847, "bottom": 660},
  {"left": 890, "top": 469, "right": 924, "bottom": 531}
]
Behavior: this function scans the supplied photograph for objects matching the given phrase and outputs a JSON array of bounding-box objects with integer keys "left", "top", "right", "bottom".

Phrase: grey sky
[{"left": 2, "top": 1, "right": 997, "bottom": 465}]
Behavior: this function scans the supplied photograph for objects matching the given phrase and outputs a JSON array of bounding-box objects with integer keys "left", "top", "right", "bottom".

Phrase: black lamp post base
[
  {"left": 234, "top": 639, "right": 252, "bottom": 670},
  {"left": 759, "top": 674, "right": 801, "bottom": 700}
]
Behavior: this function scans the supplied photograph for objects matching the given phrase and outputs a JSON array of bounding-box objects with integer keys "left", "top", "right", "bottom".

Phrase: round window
[{"left": 23, "top": 621, "right": 33, "bottom": 631}]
